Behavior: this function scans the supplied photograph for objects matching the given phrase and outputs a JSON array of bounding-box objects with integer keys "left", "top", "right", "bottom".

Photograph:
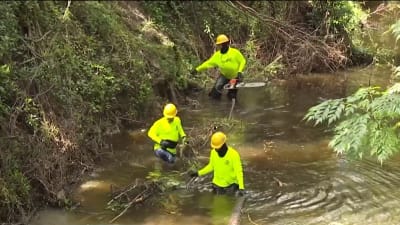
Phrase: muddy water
[{"left": 31, "top": 67, "right": 400, "bottom": 225}]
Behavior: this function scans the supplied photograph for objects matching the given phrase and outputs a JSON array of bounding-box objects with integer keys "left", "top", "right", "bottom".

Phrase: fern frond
[
  {"left": 390, "top": 20, "right": 400, "bottom": 43},
  {"left": 307, "top": 83, "right": 400, "bottom": 163},
  {"left": 368, "top": 124, "right": 400, "bottom": 163},
  {"left": 346, "top": 87, "right": 381, "bottom": 104},
  {"left": 303, "top": 99, "right": 345, "bottom": 126},
  {"left": 387, "top": 82, "right": 400, "bottom": 94},
  {"left": 370, "top": 93, "right": 400, "bottom": 119},
  {"left": 329, "top": 114, "right": 370, "bottom": 157}
]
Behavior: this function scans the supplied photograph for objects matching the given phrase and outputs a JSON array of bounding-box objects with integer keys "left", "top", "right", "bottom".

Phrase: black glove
[
  {"left": 189, "top": 171, "right": 198, "bottom": 178},
  {"left": 182, "top": 136, "right": 189, "bottom": 145},
  {"left": 160, "top": 140, "right": 178, "bottom": 149},
  {"left": 236, "top": 189, "right": 246, "bottom": 197},
  {"left": 236, "top": 72, "right": 244, "bottom": 83},
  {"left": 190, "top": 69, "right": 198, "bottom": 76}
]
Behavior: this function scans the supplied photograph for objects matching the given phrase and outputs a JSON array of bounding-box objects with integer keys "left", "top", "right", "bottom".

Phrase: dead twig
[
  {"left": 273, "top": 177, "right": 287, "bottom": 187},
  {"left": 107, "top": 179, "right": 160, "bottom": 223},
  {"left": 228, "top": 98, "right": 236, "bottom": 120},
  {"left": 109, "top": 188, "right": 150, "bottom": 223},
  {"left": 226, "top": 1, "right": 348, "bottom": 75},
  {"left": 247, "top": 213, "right": 260, "bottom": 225},
  {"left": 24, "top": 30, "right": 52, "bottom": 42}
]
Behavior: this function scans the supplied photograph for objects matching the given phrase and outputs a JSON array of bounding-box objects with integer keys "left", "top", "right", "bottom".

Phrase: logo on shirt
[
  {"left": 222, "top": 58, "right": 232, "bottom": 63},
  {"left": 225, "top": 160, "right": 230, "bottom": 165}
]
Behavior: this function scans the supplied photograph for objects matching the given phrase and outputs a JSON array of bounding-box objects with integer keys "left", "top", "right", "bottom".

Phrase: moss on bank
[{"left": 0, "top": 1, "right": 190, "bottom": 223}]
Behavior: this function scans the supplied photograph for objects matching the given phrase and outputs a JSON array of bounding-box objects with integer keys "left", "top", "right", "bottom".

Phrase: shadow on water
[{"left": 32, "top": 66, "right": 400, "bottom": 225}]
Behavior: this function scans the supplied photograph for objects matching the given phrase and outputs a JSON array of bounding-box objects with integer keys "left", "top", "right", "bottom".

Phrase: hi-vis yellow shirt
[
  {"left": 198, "top": 146, "right": 244, "bottom": 189},
  {"left": 147, "top": 117, "right": 186, "bottom": 154},
  {"left": 195, "top": 47, "right": 246, "bottom": 79}
]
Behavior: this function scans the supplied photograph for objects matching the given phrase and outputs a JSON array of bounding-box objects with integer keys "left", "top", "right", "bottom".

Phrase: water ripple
[{"left": 245, "top": 158, "right": 400, "bottom": 224}]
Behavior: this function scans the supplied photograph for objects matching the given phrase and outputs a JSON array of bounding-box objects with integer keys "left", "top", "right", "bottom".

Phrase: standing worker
[
  {"left": 190, "top": 132, "right": 245, "bottom": 196},
  {"left": 192, "top": 34, "right": 246, "bottom": 100},
  {"left": 148, "top": 103, "right": 186, "bottom": 164}
]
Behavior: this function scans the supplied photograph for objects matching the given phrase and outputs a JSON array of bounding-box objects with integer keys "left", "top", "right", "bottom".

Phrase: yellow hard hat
[
  {"left": 211, "top": 131, "right": 227, "bottom": 149},
  {"left": 163, "top": 103, "right": 177, "bottom": 118},
  {"left": 215, "top": 34, "right": 229, "bottom": 45}
]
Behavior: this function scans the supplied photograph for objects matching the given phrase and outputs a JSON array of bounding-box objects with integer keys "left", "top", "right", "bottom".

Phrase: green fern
[
  {"left": 305, "top": 83, "right": 400, "bottom": 162},
  {"left": 370, "top": 93, "right": 400, "bottom": 119},
  {"left": 390, "top": 20, "right": 400, "bottom": 43},
  {"left": 392, "top": 67, "right": 400, "bottom": 80},
  {"left": 346, "top": 86, "right": 381, "bottom": 110},
  {"left": 368, "top": 124, "right": 399, "bottom": 163},
  {"left": 329, "top": 114, "right": 369, "bottom": 158},
  {"left": 304, "top": 99, "right": 345, "bottom": 126}
]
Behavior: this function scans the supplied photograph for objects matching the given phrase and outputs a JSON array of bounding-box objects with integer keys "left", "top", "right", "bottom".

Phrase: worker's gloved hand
[
  {"left": 160, "top": 140, "right": 178, "bottom": 149},
  {"left": 236, "top": 189, "right": 246, "bottom": 197},
  {"left": 228, "top": 79, "right": 238, "bottom": 89},
  {"left": 182, "top": 136, "right": 189, "bottom": 145},
  {"left": 160, "top": 140, "right": 169, "bottom": 149},
  {"left": 236, "top": 72, "right": 244, "bottom": 83},
  {"left": 190, "top": 69, "right": 198, "bottom": 76},
  {"left": 189, "top": 170, "right": 198, "bottom": 178}
]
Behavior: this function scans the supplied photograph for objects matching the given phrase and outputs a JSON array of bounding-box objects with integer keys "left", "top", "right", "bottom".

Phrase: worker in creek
[
  {"left": 191, "top": 34, "right": 246, "bottom": 100},
  {"left": 147, "top": 103, "right": 186, "bottom": 164},
  {"left": 190, "top": 132, "right": 245, "bottom": 196}
]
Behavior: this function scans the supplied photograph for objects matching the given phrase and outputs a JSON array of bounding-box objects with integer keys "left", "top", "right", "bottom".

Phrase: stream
[{"left": 31, "top": 66, "right": 400, "bottom": 225}]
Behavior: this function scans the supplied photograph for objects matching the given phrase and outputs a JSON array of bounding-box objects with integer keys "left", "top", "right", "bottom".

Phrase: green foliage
[
  {"left": 0, "top": 64, "right": 14, "bottom": 117},
  {"left": 76, "top": 63, "right": 122, "bottom": 113},
  {"left": 394, "top": 66, "right": 400, "bottom": 80},
  {"left": 304, "top": 98, "right": 346, "bottom": 126},
  {"left": 243, "top": 36, "right": 285, "bottom": 80},
  {"left": 304, "top": 85, "right": 400, "bottom": 163},
  {"left": 311, "top": 1, "right": 366, "bottom": 35},
  {"left": 0, "top": 1, "right": 189, "bottom": 222},
  {"left": 355, "top": 5, "right": 400, "bottom": 65},
  {"left": 388, "top": 20, "right": 400, "bottom": 43},
  {"left": 0, "top": 2, "right": 19, "bottom": 60},
  {"left": 0, "top": 145, "right": 33, "bottom": 221},
  {"left": 22, "top": 97, "right": 42, "bottom": 131},
  {"left": 140, "top": 1, "right": 256, "bottom": 78}
]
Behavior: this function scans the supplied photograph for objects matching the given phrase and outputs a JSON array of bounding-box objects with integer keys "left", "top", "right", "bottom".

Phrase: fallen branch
[
  {"left": 228, "top": 98, "right": 236, "bottom": 120},
  {"left": 225, "top": 1, "right": 348, "bottom": 75},
  {"left": 228, "top": 196, "right": 246, "bottom": 225},
  {"left": 247, "top": 213, "right": 260, "bottom": 225},
  {"left": 108, "top": 179, "right": 160, "bottom": 223},
  {"left": 109, "top": 189, "right": 149, "bottom": 223},
  {"left": 273, "top": 177, "right": 287, "bottom": 187}
]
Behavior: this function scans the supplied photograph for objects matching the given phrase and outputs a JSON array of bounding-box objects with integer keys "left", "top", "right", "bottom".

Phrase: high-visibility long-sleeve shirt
[
  {"left": 195, "top": 47, "right": 246, "bottom": 79},
  {"left": 198, "top": 146, "right": 244, "bottom": 189},
  {"left": 147, "top": 117, "right": 186, "bottom": 154}
]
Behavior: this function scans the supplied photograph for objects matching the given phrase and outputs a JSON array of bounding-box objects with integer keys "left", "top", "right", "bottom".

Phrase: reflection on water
[{"left": 32, "top": 67, "right": 400, "bottom": 225}]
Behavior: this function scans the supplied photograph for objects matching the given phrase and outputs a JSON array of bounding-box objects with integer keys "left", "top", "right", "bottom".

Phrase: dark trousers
[
  {"left": 154, "top": 148, "right": 176, "bottom": 164},
  {"left": 209, "top": 75, "right": 238, "bottom": 100},
  {"left": 212, "top": 183, "right": 239, "bottom": 195}
]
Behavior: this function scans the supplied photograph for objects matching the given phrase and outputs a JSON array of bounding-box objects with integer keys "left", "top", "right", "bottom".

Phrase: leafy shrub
[{"left": 304, "top": 85, "right": 400, "bottom": 163}]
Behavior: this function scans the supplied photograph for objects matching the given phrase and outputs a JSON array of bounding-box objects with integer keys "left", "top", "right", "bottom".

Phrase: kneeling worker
[
  {"left": 191, "top": 132, "right": 245, "bottom": 196},
  {"left": 148, "top": 103, "right": 186, "bottom": 164}
]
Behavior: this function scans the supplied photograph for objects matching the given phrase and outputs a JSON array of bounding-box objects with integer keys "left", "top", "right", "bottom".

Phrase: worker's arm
[
  {"left": 195, "top": 52, "right": 218, "bottom": 72},
  {"left": 233, "top": 153, "right": 245, "bottom": 190},
  {"left": 235, "top": 50, "right": 246, "bottom": 73},
  {"left": 198, "top": 151, "right": 214, "bottom": 176},
  {"left": 176, "top": 117, "right": 186, "bottom": 139},
  {"left": 147, "top": 120, "right": 161, "bottom": 144}
]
